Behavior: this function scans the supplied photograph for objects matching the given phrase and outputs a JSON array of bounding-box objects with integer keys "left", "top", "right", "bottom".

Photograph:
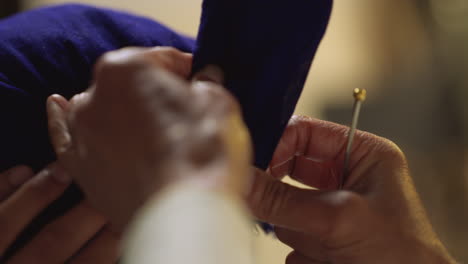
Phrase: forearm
[{"left": 121, "top": 181, "right": 255, "bottom": 264}]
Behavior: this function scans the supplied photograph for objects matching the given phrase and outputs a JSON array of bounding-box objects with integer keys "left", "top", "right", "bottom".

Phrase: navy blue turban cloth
[{"left": 0, "top": 1, "right": 331, "bottom": 259}]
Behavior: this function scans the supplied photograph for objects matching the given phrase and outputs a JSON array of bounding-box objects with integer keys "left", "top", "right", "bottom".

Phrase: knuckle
[
  {"left": 380, "top": 139, "right": 407, "bottom": 163},
  {"left": 95, "top": 51, "right": 120, "bottom": 74},
  {"left": 150, "top": 72, "right": 190, "bottom": 111},
  {"left": 365, "top": 135, "right": 408, "bottom": 168},
  {"left": 156, "top": 46, "right": 180, "bottom": 57},
  {"left": 258, "top": 180, "right": 292, "bottom": 221},
  {"left": 94, "top": 49, "right": 148, "bottom": 80}
]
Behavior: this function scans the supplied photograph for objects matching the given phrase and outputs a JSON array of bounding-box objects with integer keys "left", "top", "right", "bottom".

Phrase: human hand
[
  {"left": 46, "top": 47, "right": 252, "bottom": 230},
  {"left": 0, "top": 164, "right": 119, "bottom": 264},
  {"left": 248, "top": 116, "right": 455, "bottom": 264}
]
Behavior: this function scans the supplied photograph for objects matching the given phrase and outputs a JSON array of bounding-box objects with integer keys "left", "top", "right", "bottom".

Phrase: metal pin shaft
[{"left": 340, "top": 88, "right": 366, "bottom": 189}]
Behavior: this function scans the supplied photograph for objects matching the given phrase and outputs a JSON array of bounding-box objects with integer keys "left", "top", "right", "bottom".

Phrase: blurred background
[{"left": 2, "top": 0, "right": 467, "bottom": 262}]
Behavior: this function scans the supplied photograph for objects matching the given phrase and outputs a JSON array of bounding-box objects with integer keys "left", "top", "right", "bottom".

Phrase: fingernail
[
  {"left": 7, "top": 166, "right": 32, "bottom": 186},
  {"left": 50, "top": 165, "right": 72, "bottom": 184}
]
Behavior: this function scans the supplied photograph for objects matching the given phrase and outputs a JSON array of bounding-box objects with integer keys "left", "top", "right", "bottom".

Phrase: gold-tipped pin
[{"left": 340, "top": 88, "right": 367, "bottom": 189}]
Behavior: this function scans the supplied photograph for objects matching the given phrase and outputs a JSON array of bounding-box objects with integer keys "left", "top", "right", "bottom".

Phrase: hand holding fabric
[{"left": 47, "top": 47, "right": 252, "bottom": 230}]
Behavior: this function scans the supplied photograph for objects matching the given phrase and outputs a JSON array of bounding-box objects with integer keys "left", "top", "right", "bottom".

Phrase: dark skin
[
  {"left": 1, "top": 47, "right": 229, "bottom": 263},
  {"left": 248, "top": 116, "right": 456, "bottom": 264},
  {"left": 31, "top": 46, "right": 458, "bottom": 263},
  {"left": 0, "top": 164, "right": 119, "bottom": 264},
  {"left": 47, "top": 46, "right": 252, "bottom": 230}
]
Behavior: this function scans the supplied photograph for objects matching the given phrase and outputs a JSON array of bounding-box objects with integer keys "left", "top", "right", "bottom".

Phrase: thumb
[
  {"left": 47, "top": 94, "right": 72, "bottom": 156},
  {"left": 247, "top": 168, "right": 368, "bottom": 240}
]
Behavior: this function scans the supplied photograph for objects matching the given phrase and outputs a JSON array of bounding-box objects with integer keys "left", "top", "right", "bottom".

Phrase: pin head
[{"left": 353, "top": 88, "right": 367, "bottom": 102}]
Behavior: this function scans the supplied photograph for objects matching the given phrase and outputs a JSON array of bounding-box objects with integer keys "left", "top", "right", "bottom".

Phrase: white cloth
[{"left": 122, "top": 183, "right": 255, "bottom": 264}]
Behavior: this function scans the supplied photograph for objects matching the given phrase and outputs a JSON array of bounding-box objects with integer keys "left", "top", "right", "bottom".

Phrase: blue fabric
[
  {"left": 193, "top": 0, "right": 333, "bottom": 169},
  {"left": 0, "top": 4, "right": 195, "bottom": 172},
  {"left": 0, "top": 2, "right": 331, "bottom": 257}
]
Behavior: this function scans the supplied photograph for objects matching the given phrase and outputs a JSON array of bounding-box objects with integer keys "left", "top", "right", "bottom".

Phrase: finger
[
  {"left": 192, "top": 65, "right": 224, "bottom": 84},
  {"left": 268, "top": 116, "right": 386, "bottom": 189},
  {"left": 190, "top": 79, "right": 240, "bottom": 120},
  {"left": 47, "top": 95, "right": 72, "bottom": 157},
  {"left": 190, "top": 80, "right": 248, "bottom": 159},
  {"left": 145, "top": 47, "right": 193, "bottom": 78},
  {"left": 94, "top": 54, "right": 192, "bottom": 116},
  {"left": 184, "top": 79, "right": 251, "bottom": 194},
  {"left": 9, "top": 203, "right": 107, "bottom": 264},
  {"left": 95, "top": 47, "right": 193, "bottom": 80},
  {"left": 0, "top": 166, "right": 34, "bottom": 201},
  {"left": 286, "top": 251, "right": 329, "bottom": 264},
  {"left": 0, "top": 164, "right": 71, "bottom": 253},
  {"left": 136, "top": 68, "right": 193, "bottom": 126},
  {"left": 69, "top": 227, "right": 120, "bottom": 264},
  {"left": 275, "top": 227, "right": 328, "bottom": 262},
  {"left": 248, "top": 168, "right": 368, "bottom": 241}
]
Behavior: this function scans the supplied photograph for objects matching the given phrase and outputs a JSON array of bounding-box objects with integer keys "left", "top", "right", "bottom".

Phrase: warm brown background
[{"left": 4, "top": 0, "right": 467, "bottom": 262}]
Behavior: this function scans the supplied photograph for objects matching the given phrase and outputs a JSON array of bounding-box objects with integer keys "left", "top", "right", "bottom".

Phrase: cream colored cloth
[{"left": 122, "top": 183, "right": 255, "bottom": 264}]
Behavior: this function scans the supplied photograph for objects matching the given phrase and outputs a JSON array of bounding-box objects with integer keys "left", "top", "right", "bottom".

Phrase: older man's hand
[
  {"left": 248, "top": 116, "right": 456, "bottom": 264},
  {"left": 46, "top": 47, "right": 252, "bottom": 230}
]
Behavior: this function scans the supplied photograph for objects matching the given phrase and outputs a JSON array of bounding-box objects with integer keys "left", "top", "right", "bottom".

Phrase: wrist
[{"left": 165, "top": 159, "right": 251, "bottom": 197}]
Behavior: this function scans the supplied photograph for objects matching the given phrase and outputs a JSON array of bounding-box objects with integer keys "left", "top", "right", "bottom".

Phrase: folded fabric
[
  {"left": 193, "top": 0, "right": 333, "bottom": 169},
  {"left": 0, "top": 4, "right": 195, "bottom": 172}
]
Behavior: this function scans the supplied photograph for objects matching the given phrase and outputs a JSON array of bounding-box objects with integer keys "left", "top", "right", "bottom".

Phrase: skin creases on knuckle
[{"left": 258, "top": 179, "right": 292, "bottom": 221}]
